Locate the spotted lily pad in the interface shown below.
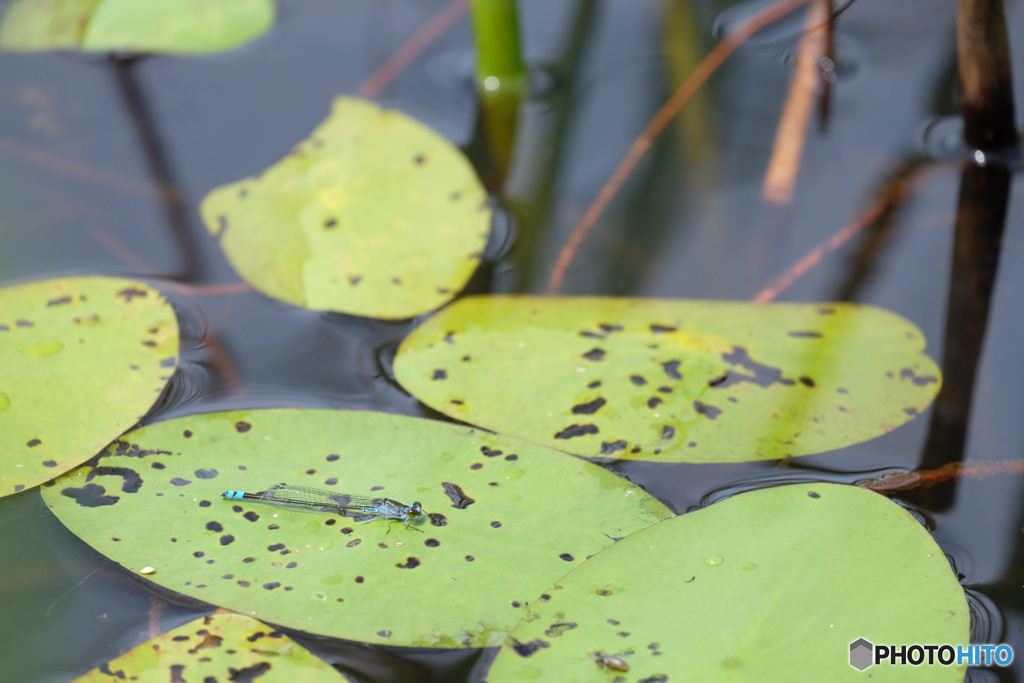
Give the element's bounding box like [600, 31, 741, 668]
[487, 483, 968, 681]
[0, 276, 178, 497]
[198, 97, 491, 319]
[394, 296, 941, 463]
[74, 613, 343, 682]
[41, 409, 671, 648]
[0, 0, 274, 54]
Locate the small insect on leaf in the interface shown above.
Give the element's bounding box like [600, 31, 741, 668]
[593, 651, 629, 671]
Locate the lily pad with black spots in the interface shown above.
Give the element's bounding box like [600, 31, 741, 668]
[42, 409, 672, 648]
[199, 96, 491, 319]
[394, 296, 941, 463]
[74, 612, 342, 682]
[0, 276, 179, 497]
[486, 483, 968, 682]
[0, 0, 274, 54]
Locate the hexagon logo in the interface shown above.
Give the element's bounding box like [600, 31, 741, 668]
[850, 638, 874, 671]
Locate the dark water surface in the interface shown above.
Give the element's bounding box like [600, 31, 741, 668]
[1, 0, 1023, 680]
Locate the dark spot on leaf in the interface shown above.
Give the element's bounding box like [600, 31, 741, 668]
[442, 482, 475, 509]
[465, 555, 475, 561]
[396, 557, 420, 569]
[647, 397, 662, 408]
[61, 484, 118, 507]
[559, 553, 575, 561]
[788, 330, 823, 338]
[206, 522, 223, 532]
[355, 576, 364, 583]
[580, 331, 606, 339]
[323, 477, 338, 486]
[169, 477, 191, 487]
[235, 421, 251, 433]
[267, 543, 286, 552]
[649, 324, 677, 333]
[193, 551, 204, 558]
[26, 439, 41, 448]
[555, 424, 599, 439]
[220, 535, 235, 546]
[481, 446, 503, 457]
[349, 276, 362, 286]
[491, 521, 502, 528]
[600, 440, 628, 455]
[462, 355, 471, 361]
[450, 399, 464, 405]
[443, 331, 456, 344]
[87, 466, 142, 493]
[237, 580, 250, 587]
[198, 499, 210, 507]
[799, 376, 816, 387]
[425, 538, 440, 547]
[378, 630, 392, 638]
[582, 348, 606, 361]
[572, 397, 607, 415]
[807, 491, 821, 498]
[47, 295, 72, 307]
[470, 463, 482, 470]
[658, 386, 672, 394]
[243, 557, 255, 563]
[599, 323, 623, 332]
[587, 380, 602, 389]
[42, 460, 57, 467]
[900, 368, 938, 385]
[347, 539, 361, 548]
[545, 622, 577, 636]
[693, 402, 722, 419]
[195, 469, 218, 479]
[837, 387, 849, 394]
[608, 619, 620, 625]
[504, 454, 518, 461]
[904, 407, 920, 416]
[630, 446, 641, 453]
[429, 512, 448, 526]
[183, 430, 193, 438]
[324, 218, 337, 229]
[661, 426, 676, 440]
[262, 583, 280, 590]
[511, 638, 550, 657]
[243, 512, 259, 522]
[432, 369, 447, 380]
[15, 319, 34, 327]
[630, 375, 647, 386]
[340, 526, 352, 534]
[326, 454, 339, 462]
[618, 631, 631, 637]
[268, 524, 279, 530]
[662, 360, 682, 380]
[116, 287, 148, 302]
[717, 346, 795, 388]
[414, 154, 425, 164]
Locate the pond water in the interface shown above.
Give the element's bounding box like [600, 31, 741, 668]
[1, 0, 1023, 680]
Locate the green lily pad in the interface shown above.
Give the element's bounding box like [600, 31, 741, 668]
[394, 296, 941, 463]
[0, 0, 274, 54]
[487, 483, 968, 682]
[74, 613, 344, 682]
[0, 276, 179, 497]
[199, 96, 491, 319]
[41, 409, 672, 648]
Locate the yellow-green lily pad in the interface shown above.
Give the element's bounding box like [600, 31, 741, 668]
[42, 409, 671, 648]
[394, 296, 941, 463]
[74, 613, 343, 682]
[0, 0, 274, 54]
[0, 276, 179, 497]
[487, 483, 968, 681]
[199, 96, 491, 319]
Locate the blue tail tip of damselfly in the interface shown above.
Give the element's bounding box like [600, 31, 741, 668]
[222, 490, 245, 500]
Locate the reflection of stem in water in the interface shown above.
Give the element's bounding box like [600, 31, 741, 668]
[501, 0, 599, 291]
[907, 162, 1009, 513]
[111, 58, 202, 282]
[906, 0, 1017, 511]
